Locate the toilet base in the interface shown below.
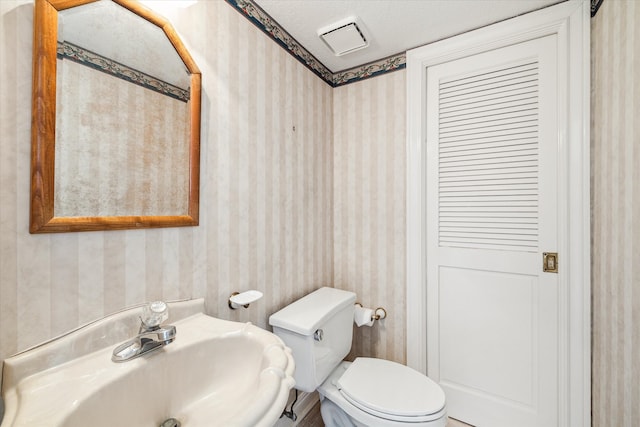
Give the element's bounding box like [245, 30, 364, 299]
[320, 397, 358, 427]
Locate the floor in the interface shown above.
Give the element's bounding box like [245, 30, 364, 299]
[447, 419, 474, 427]
[296, 402, 474, 427]
[296, 402, 322, 427]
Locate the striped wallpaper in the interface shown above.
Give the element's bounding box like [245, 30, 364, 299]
[333, 72, 407, 364]
[591, 1, 640, 426]
[0, 0, 333, 362]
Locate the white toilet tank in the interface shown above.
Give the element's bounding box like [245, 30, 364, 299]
[269, 287, 356, 392]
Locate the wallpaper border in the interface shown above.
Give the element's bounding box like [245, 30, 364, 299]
[57, 41, 190, 102]
[591, 0, 604, 17]
[225, 0, 406, 87]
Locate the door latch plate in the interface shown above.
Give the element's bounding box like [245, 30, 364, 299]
[543, 252, 558, 273]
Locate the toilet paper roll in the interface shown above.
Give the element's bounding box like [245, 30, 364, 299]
[354, 306, 374, 327]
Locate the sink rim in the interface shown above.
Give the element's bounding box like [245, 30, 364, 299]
[1, 298, 205, 395]
[1, 301, 295, 427]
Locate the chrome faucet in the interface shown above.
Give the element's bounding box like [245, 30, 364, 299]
[112, 301, 176, 363]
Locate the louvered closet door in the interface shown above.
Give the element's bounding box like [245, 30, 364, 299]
[425, 35, 558, 427]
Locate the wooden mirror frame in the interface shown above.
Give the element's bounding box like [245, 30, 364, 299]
[30, 0, 201, 233]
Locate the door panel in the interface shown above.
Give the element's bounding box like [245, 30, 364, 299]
[440, 267, 536, 406]
[426, 35, 558, 427]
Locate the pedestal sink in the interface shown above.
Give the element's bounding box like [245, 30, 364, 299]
[0, 299, 295, 427]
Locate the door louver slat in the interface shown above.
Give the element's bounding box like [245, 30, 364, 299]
[439, 60, 539, 251]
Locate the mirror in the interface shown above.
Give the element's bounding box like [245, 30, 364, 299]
[30, 0, 201, 233]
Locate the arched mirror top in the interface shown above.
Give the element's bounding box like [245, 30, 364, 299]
[57, 0, 192, 90]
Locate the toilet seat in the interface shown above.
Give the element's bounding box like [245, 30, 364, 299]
[336, 358, 446, 423]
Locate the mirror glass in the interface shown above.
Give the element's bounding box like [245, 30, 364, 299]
[30, 0, 201, 233]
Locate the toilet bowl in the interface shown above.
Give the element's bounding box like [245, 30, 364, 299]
[269, 287, 448, 427]
[318, 360, 447, 427]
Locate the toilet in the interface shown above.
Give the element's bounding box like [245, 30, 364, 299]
[269, 287, 447, 427]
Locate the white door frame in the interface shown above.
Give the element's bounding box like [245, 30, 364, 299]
[405, 1, 590, 426]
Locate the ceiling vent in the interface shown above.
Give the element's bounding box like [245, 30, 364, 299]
[318, 17, 368, 56]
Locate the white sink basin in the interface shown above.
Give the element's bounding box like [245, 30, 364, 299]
[1, 300, 295, 427]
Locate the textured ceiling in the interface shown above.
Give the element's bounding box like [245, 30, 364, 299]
[253, 0, 563, 72]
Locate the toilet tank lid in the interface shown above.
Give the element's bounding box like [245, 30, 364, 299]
[269, 287, 356, 336]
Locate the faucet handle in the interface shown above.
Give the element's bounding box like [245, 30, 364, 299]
[142, 301, 168, 328]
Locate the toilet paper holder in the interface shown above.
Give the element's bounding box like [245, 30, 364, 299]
[355, 302, 387, 321]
